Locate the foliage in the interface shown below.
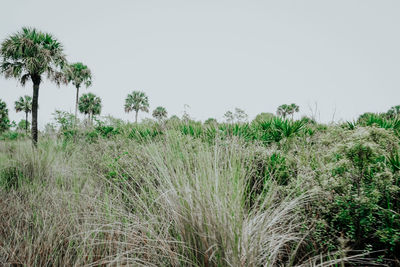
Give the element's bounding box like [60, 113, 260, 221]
[224, 107, 248, 123]
[276, 103, 300, 119]
[252, 112, 275, 123]
[0, 99, 10, 133]
[3, 104, 400, 265]
[78, 92, 102, 122]
[152, 106, 167, 121]
[124, 91, 149, 123]
[0, 27, 66, 84]
[52, 110, 75, 131]
[17, 119, 30, 131]
[386, 105, 400, 119]
[204, 117, 217, 125]
[64, 62, 92, 89]
[0, 27, 67, 145]
[14, 95, 32, 115]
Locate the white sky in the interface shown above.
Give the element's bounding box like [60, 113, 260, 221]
[1, 0, 399, 126]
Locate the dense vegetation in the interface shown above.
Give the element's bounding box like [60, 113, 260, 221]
[1, 111, 400, 266]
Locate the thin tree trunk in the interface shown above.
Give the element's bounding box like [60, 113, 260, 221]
[31, 76, 40, 147]
[75, 85, 80, 125]
[135, 111, 138, 123]
[25, 111, 28, 133]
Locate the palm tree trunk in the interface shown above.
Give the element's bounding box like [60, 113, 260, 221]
[135, 111, 138, 123]
[25, 111, 28, 133]
[31, 76, 40, 147]
[75, 85, 80, 125]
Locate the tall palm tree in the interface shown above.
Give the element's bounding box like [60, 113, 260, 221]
[78, 93, 101, 125]
[14, 95, 32, 133]
[124, 91, 149, 123]
[152, 106, 167, 122]
[0, 27, 67, 146]
[64, 62, 92, 123]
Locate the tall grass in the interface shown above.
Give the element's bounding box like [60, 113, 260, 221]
[1, 118, 397, 266]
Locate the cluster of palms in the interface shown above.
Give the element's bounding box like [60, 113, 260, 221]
[0, 27, 95, 146]
[276, 103, 300, 119]
[1, 27, 302, 146]
[124, 90, 168, 123]
[0, 27, 172, 145]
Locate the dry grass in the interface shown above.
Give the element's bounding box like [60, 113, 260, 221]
[0, 132, 381, 266]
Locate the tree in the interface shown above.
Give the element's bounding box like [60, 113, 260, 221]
[78, 93, 101, 124]
[387, 105, 400, 119]
[64, 62, 92, 123]
[205, 118, 218, 125]
[288, 103, 300, 120]
[14, 95, 32, 133]
[224, 108, 248, 123]
[224, 111, 234, 123]
[276, 104, 289, 118]
[234, 107, 248, 122]
[124, 91, 149, 123]
[152, 106, 167, 122]
[0, 27, 67, 146]
[0, 99, 10, 133]
[253, 112, 275, 123]
[53, 110, 75, 131]
[17, 119, 30, 132]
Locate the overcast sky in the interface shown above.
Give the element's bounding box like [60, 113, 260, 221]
[1, 0, 399, 126]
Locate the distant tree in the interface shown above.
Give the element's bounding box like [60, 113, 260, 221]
[276, 104, 289, 118]
[234, 107, 248, 122]
[205, 118, 218, 125]
[64, 62, 92, 123]
[17, 119, 30, 132]
[224, 110, 235, 123]
[182, 104, 191, 122]
[387, 105, 400, 119]
[288, 103, 300, 120]
[167, 115, 181, 125]
[277, 104, 299, 119]
[0, 99, 10, 133]
[14, 95, 32, 133]
[224, 108, 248, 123]
[0, 27, 67, 146]
[152, 106, 168, 122]
[78, 93, 102, 124]
[124, 91, 149, 123]
[53, 110, 75, 131]
[253, 112, 275, 123]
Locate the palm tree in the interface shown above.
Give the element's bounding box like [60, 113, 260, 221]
[152, 106, 167, 121]
[224, 110, 234, 123]
[387, 105, 400, 119]
[288, 103, 300, 120]
[14, 95, 32, 133]
[276, 104, 289, 118]
[64, 62, 92, 123]
[124, 91, 149, 123]
[0, 27, 67, 146]
[0, 99, 10, 133]
[78, 93, 101, 125]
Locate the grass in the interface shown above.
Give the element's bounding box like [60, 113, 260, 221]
[0, 116, 399, 266]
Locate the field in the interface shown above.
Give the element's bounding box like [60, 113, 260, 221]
[1, 113, 399, 266]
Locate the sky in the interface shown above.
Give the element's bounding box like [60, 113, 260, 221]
[1, 0, 400, 126]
